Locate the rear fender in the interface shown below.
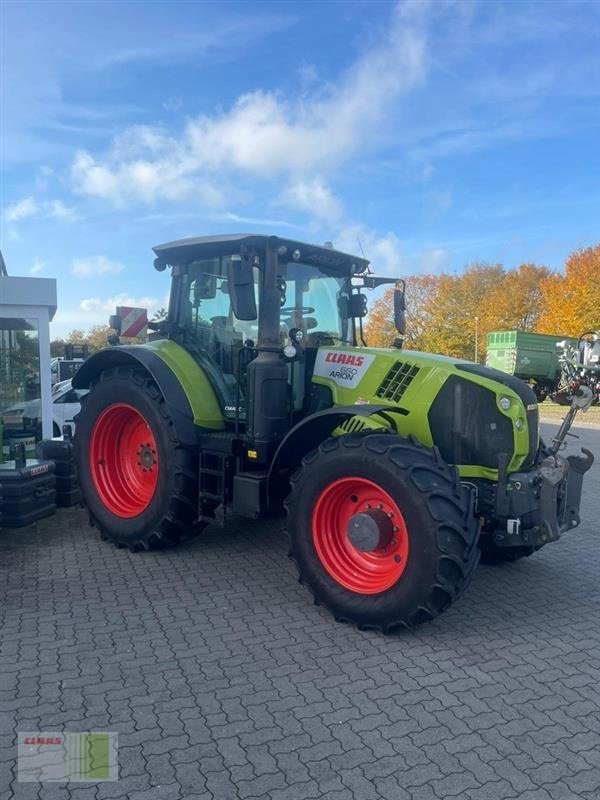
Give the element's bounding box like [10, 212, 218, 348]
[267, 404, 406, 505]
[72, 342, 224, 445]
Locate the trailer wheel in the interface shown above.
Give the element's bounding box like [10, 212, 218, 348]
[532, 383, 548, 403]
[285, 434, 480, 632]
[75, 367, 200, 550]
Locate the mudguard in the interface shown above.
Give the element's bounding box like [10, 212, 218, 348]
[267, 404, 406, 504]
[73, 340, 224, 444]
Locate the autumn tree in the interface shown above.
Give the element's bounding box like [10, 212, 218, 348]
[60, 326, 113, 354]
[365, 262, 552, 361]
[486, 263, 551, 331]
[417, 263, 504, 361]
[537, 245, 600, 336]
[365, 275, 440, 349]
[50, 338, 66, 357]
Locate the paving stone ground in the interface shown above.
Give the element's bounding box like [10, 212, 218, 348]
[1, 424, 599, 800]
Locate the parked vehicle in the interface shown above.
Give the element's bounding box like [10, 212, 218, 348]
[51, 357, 85, 386]
[3, 380, 88, 438]
[486, 330, 577, 402]
[555, 332, 600, 406]
[73, 235, 594, 632]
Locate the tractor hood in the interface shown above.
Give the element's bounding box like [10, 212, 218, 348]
[311, 345, 539, 480]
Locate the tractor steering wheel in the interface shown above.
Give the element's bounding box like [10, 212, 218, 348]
[280, 306, 315, 316]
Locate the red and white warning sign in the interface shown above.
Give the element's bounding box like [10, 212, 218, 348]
[117, 306, 148, 338]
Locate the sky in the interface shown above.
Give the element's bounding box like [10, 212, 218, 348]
[1, 0, 599, 338]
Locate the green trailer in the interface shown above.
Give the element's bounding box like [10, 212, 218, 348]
[486, 330, 577, 401]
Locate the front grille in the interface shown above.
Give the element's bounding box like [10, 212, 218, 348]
[339, 417, 367, 433]
[376, 361, 420, 402]
[457, 363, 539, 467]
[428, 376, 514, 468]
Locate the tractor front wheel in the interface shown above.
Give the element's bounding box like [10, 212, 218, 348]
[75, 367, 199, 550]
[285, 434, 480, 633]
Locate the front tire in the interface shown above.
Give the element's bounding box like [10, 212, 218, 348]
[75, 367, 200, 550]
[285, 434, 480, 632]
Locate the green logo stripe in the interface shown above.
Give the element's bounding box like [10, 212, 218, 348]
[67, 733, 110, 779]
[87, 734, 110, 779]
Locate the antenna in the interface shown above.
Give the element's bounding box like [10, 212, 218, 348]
[356, 238, 372, 274]
[0, 250, 7, 277]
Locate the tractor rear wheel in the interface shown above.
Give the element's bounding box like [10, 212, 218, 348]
[285, 434, 480, 632]
[75, 367, 200, 550]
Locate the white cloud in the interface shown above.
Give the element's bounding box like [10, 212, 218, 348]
[70, 1, 429, 206]
[79, 294, 160, 314]
[95, 14, 294, 69]
[29, 259, 44, 275]
[162, 96, 183, 112]
[280, 177, 343, 222]
[71, 255, 125, 279]
[334, 224, 404, 277]
[4, 196, 38, 222]
[298, 62, 318, 87]
[414, 247, 449, 272]
[46, 199, 78, 221]
[52, 293, 162, 336]
[3, 195, 78, 224]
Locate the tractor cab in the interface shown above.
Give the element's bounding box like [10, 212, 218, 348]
[152, 234, 404, 445]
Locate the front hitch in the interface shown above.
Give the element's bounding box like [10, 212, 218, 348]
[491, 388, 594, 549]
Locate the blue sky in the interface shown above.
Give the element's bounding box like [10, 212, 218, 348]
[1, 0, 599, 337]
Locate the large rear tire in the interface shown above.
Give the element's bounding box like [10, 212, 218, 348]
[75, 367, 200, 550]
[285, 434, 480, 632]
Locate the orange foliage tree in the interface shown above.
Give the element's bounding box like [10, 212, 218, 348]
[365, 262, 551, 361]
[537, 245, 600, 336]
[365, 275, 440, 349]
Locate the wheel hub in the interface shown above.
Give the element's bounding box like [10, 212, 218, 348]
[311, 476, 409, 594]
[347, 509, 394, 552]
[137, 444, 156, 471]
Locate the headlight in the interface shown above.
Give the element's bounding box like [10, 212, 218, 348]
[499, 396, 512, 411]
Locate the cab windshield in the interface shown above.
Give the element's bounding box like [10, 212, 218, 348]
[178, 256, 347, 417]
[279, 263, 346, 344]
[181, 258, 346, 360]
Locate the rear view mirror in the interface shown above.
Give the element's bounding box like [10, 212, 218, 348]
[228, 256, 257, 321]
[394, 282, 406, 335]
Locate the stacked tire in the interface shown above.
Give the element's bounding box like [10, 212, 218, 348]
[38, 440, 82, 507]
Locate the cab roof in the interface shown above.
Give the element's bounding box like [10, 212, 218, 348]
[153, 234, 370, 275]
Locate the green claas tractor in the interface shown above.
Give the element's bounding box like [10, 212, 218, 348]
[73, 234, 594, 632]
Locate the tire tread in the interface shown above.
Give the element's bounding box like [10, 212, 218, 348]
[284, 433, 480, 633]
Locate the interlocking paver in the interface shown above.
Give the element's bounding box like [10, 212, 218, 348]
[1, 424, 599, 799]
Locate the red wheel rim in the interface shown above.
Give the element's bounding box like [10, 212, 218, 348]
[89, 403, 159, 518]
[312, 477, 409, 594]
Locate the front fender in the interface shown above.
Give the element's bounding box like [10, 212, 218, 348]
[267, 404, 406, 505]
[73, 340, 224, 444]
